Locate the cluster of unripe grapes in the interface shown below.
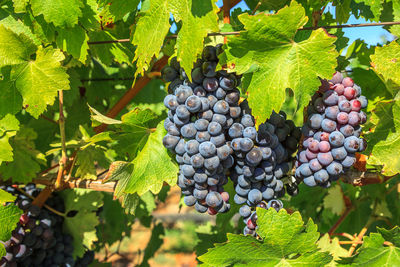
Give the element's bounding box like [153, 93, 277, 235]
[0, 185, 94, 267]
[162, 45, 241, 215]
[295, 72, 367, 187]
[162, 45, 368, 236]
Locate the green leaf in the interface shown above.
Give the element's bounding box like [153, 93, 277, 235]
[0, 25, 36, 67]
[317, 234, 348, 266]
[353, 0, 383, 21]
[323, 184, 346, 216]
[10, 46, 70, 118]
[0, 189, 16, 204]
[377, 226, 400, 247]
[370, 41, 400, 87]
[198, 209, 332, 266]
[0, 80, 22, 118]
[244, 0, 290, 11]
[97, 192, 134, 246]
[55, 25, 89, 63]
[171, 0, 220, 78]
[75, 146, 106, 180]
[333, 0, 351, 24]
[100, 0, 140, 21]
[338, 232, 400, 266]
[88, 104, 122, 125]
[113, 108, 158, 159]
[61, 189, 104, 258]
[366, 100, 400, 175]
[0, 16, 41, 45]
[0, 205, 22, 242]
[12, 0, 29, 13]
[0, 114, 20, 164]
[132, 0, 219, 77]
[103, 161, 141, 214]
[222, 1, 338, 126]
[124, 121, 179, 195]
[131, 0, 171, 75]
[31, 0, 84, 27]
[0, 127, 46, 183]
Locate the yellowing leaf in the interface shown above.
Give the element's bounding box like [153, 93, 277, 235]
[11, 47, 70, 118]
[371, 41, 400, 87]
[323, 184, 346, 216]
[0, 114, 20, 164]
[0, 25, 36, 67]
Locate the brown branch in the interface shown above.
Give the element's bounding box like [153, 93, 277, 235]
[332, 232, 356, 240]
[40, 115, 58, 125]
[94, 55, 169, 133]
[340, 240, 393, 246]
[33, 176, 116, 193]
[87, 21, 400, 44]
[223, 0, 230, 44]
[251, 2, 261, 15]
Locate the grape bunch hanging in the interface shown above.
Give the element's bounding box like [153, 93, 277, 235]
[228, 101, 301, 236]
[0, 185, 94, 267]
[295, 72, 368, 187]
[162, 45, 242, 215]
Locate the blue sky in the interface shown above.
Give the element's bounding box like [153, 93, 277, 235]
[215, 0, 394, 46]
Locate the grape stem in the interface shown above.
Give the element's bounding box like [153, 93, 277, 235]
[328, 195, 353, 235]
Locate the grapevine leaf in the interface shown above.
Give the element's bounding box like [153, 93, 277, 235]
[75, 147, 106, 180]
[99, 0, 140, 21]
[97, 193, 134, 246]
[132, 0, 219, 78]
[353, 0, 383, 21]
[0, 245, 4, 258]
[337, 232, 400, 265]
[318, 234, 348, 266]
[377, 226, 400, 247]
[55, 25, 89, 63]
[323, 184, 346, 216]
[113, 108, 158, 159]
[198, 209, 332, 266]
[30, 0, 84, 27]
[370, 41, 400, 87]
[244, 0, 290, 11]
[88, 104, 122, 125]
[124, 121, 179, 195]
[103, 161, 141, 214]
[222, 1, 338, 126]
[12, 0, 29, 13]
[61, 189, 104, 258]
[0, 114, 19, 164]
[0, 80, 22, 118]
[10, 47, 70, 118]
[333, 0, 351, 24]
[131, 0, 171, 75]
[389, 0, 400, 37]
[0, 127, 46, 183]
[0, 25, 36, 67]
[366, 100, 400, 175]
[0, 189, 16, 204]
[170, 0, 220, 78]
[0, 16, 41, 45]
[0, 205, 22, 246]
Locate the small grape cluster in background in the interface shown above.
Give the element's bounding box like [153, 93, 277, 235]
[162, 45, 242, 215]
[295, 72, 368, 187]
[0, 185, 94, 267]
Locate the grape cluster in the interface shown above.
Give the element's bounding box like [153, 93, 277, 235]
[295, 72, 368, 187]
[228, 104, 301, 235]
[162, 45, 242, 215]
[0, 185, 93, 267]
